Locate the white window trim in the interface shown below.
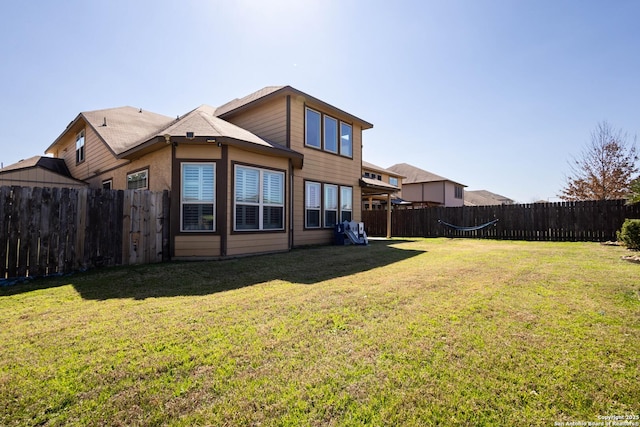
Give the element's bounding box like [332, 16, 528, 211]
[181, 163, 215, 232]
[305, 181, 322, 229]
[127, 169, 148, 190]
[75, 130, 85, 164]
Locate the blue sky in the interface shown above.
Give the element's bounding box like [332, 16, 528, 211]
[1, 0, 638, 203]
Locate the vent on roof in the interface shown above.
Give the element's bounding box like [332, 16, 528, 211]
[102, 117, 107, 127]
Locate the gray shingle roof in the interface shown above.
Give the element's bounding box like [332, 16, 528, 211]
[0, 156, 72, 178]
[464, 190, 514, 206]
[387, 163, 465, 186]
[215, 86, 285, 117]
[156, 105, 275, 148]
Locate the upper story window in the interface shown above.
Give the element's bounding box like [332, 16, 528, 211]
[127, 169, 148, 190]
[305, 107, 353, 158]
[389, 177, 399, 187]
[340, 123, 352, 158]
[181, 163, 215, 232]
[455, 185, 463, 199]
[75, 130, 85, 164]
[324, 116, 338, 153]
[305, 108, 321, 148]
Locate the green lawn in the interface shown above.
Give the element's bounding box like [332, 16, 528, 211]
[1, 238, 638, 426]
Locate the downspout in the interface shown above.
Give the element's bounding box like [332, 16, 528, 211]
[289, 160, 294, 250]
[386, 193, 392, 239]
[219, 144, 228, 257]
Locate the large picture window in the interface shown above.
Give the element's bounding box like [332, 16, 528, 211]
[181, 163, 215, 232]
[235, 165, 284, 231]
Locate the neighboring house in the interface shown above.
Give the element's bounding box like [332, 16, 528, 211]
[360, 161, 405, 239]
[387, 163, 466, 207]
[361, 161, 405, 210]
[41, 85, 372, 258]
[0, 156, 87, 188]
[464, 190, 514, 206]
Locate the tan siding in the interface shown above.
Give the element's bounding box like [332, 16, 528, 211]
[227, 147, 291, 243]
[224, 98, 288, 146]
[227, 233, 288, 256]
[88, 145, 173, 191]
[62, 125, 129, 182]
[174, 235, 221, 258]
[0, 169, 87, 188]
[289, 96, 363, 246]
[175, 144, 222, 160]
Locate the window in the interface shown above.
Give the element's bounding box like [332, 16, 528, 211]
[235, 165, 284, 231]
[324, 184, 338, 228]
[389, 177, 398, 187]
[455, 185, 463, 199]
[75, 130, 85, 163]
[305, 108, 354, 158]
[340, 123, 353, 157]
[102, 180, 112, 190]
[305, 108, 321, 148]
[181, 163, 215, 232]
[127, 169, 148, 190]
[341, 186, 353, 222]
[305, 182, 353, 228]
[305, 181, 321, 228]
[324, 116, 338, 153]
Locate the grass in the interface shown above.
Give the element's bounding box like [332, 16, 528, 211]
[1, 238, 639, 426]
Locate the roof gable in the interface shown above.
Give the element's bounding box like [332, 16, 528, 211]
[215, 85, 373, 130]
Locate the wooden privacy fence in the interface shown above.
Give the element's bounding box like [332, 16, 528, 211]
[362, 200, 640, 241]
[1, 186, 170, 280]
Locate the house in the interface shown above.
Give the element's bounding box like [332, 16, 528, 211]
[361, 161, 405, 210]
[360, 161, 405, 239]
[0, 156, 87, 188]
[387, 163, 466, 207]
[464, 190, 514, 206]
[41, 86, 373, 259]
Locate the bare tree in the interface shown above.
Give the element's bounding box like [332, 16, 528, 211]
[559, 121, 638, 201]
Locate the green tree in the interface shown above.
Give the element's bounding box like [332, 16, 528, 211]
[627, 176, 640, 204]
[559, 121, 638, 201]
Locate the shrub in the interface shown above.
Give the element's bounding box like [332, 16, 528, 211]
[617, 219, 640, 250]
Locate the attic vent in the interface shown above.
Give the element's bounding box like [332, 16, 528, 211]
[102, 117, 107, 127]
[186, 132, 195, 140]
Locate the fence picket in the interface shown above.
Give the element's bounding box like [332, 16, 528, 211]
[365, 200, 640, 242]
[0, 186, 169, 280]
